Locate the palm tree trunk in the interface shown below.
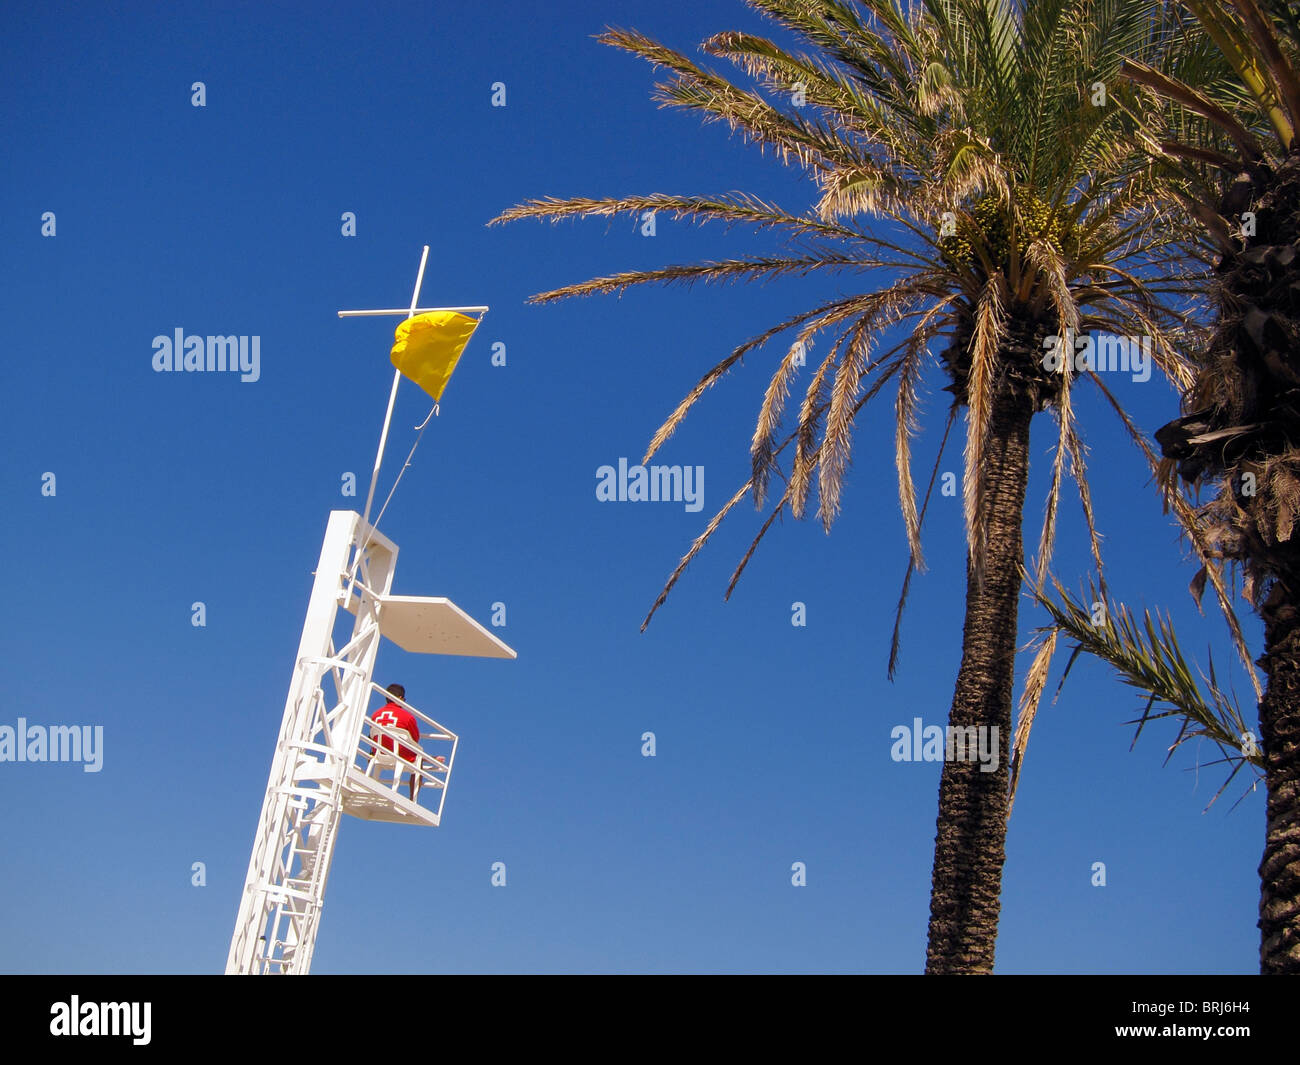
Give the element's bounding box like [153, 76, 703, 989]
[1258, 594, 1300, 973]
[925, 375, 1034, 974]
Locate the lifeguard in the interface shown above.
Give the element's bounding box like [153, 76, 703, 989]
[368, 683, 420, 800]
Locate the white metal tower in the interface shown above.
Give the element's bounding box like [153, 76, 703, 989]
[226, 249, 513, 974]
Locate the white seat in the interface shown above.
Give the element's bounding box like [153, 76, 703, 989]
[366, 724, 423, 800]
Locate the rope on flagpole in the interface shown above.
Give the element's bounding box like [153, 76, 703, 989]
[367, 404, 438, 535]
[415, 403, 438, 431]
[344, 402, 437, 592]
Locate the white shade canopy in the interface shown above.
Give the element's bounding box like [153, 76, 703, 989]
[344, 590, 516, 659]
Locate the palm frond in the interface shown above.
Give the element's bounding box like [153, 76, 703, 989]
[889, 403, 960, 678]
[1120, 57, 1266, 161]
[644, 295, 874, 464]
[519, 253, 882, 304]
[1028, 571, 1265, 806]
[1008, 626, 1060, 815]
[963, 271, 1005, 580]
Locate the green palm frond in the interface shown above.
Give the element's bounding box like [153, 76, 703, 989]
[1186, 0, 1300, 149]
[1026, 571, 1265, 810]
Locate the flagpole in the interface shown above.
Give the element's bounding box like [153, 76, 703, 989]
[361, 245, 430, 529]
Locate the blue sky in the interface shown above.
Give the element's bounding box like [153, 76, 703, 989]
[0, 0, 1266, 974]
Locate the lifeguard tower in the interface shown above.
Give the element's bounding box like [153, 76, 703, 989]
[226, 249, 513, 974]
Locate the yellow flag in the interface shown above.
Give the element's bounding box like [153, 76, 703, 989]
[389, 311, 479, 401]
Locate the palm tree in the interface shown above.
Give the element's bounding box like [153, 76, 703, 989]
[494, 0, 1203, 972]
[1096, 0, 1300, 973]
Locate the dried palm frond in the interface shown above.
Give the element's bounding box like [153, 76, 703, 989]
[1008, 627, 1059, 816]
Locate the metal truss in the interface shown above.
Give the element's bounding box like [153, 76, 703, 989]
[226, 511, 395, 974]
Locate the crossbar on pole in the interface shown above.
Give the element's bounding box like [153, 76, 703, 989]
[360, 245, 431, 528]
[338, 306, 489, 317]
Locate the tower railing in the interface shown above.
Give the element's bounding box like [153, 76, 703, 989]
[352, 683, 459, 823]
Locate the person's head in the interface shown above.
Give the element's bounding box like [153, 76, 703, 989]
[386, 683, 405, 702]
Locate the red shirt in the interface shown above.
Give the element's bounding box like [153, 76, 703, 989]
[370, 701, 419, 765]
